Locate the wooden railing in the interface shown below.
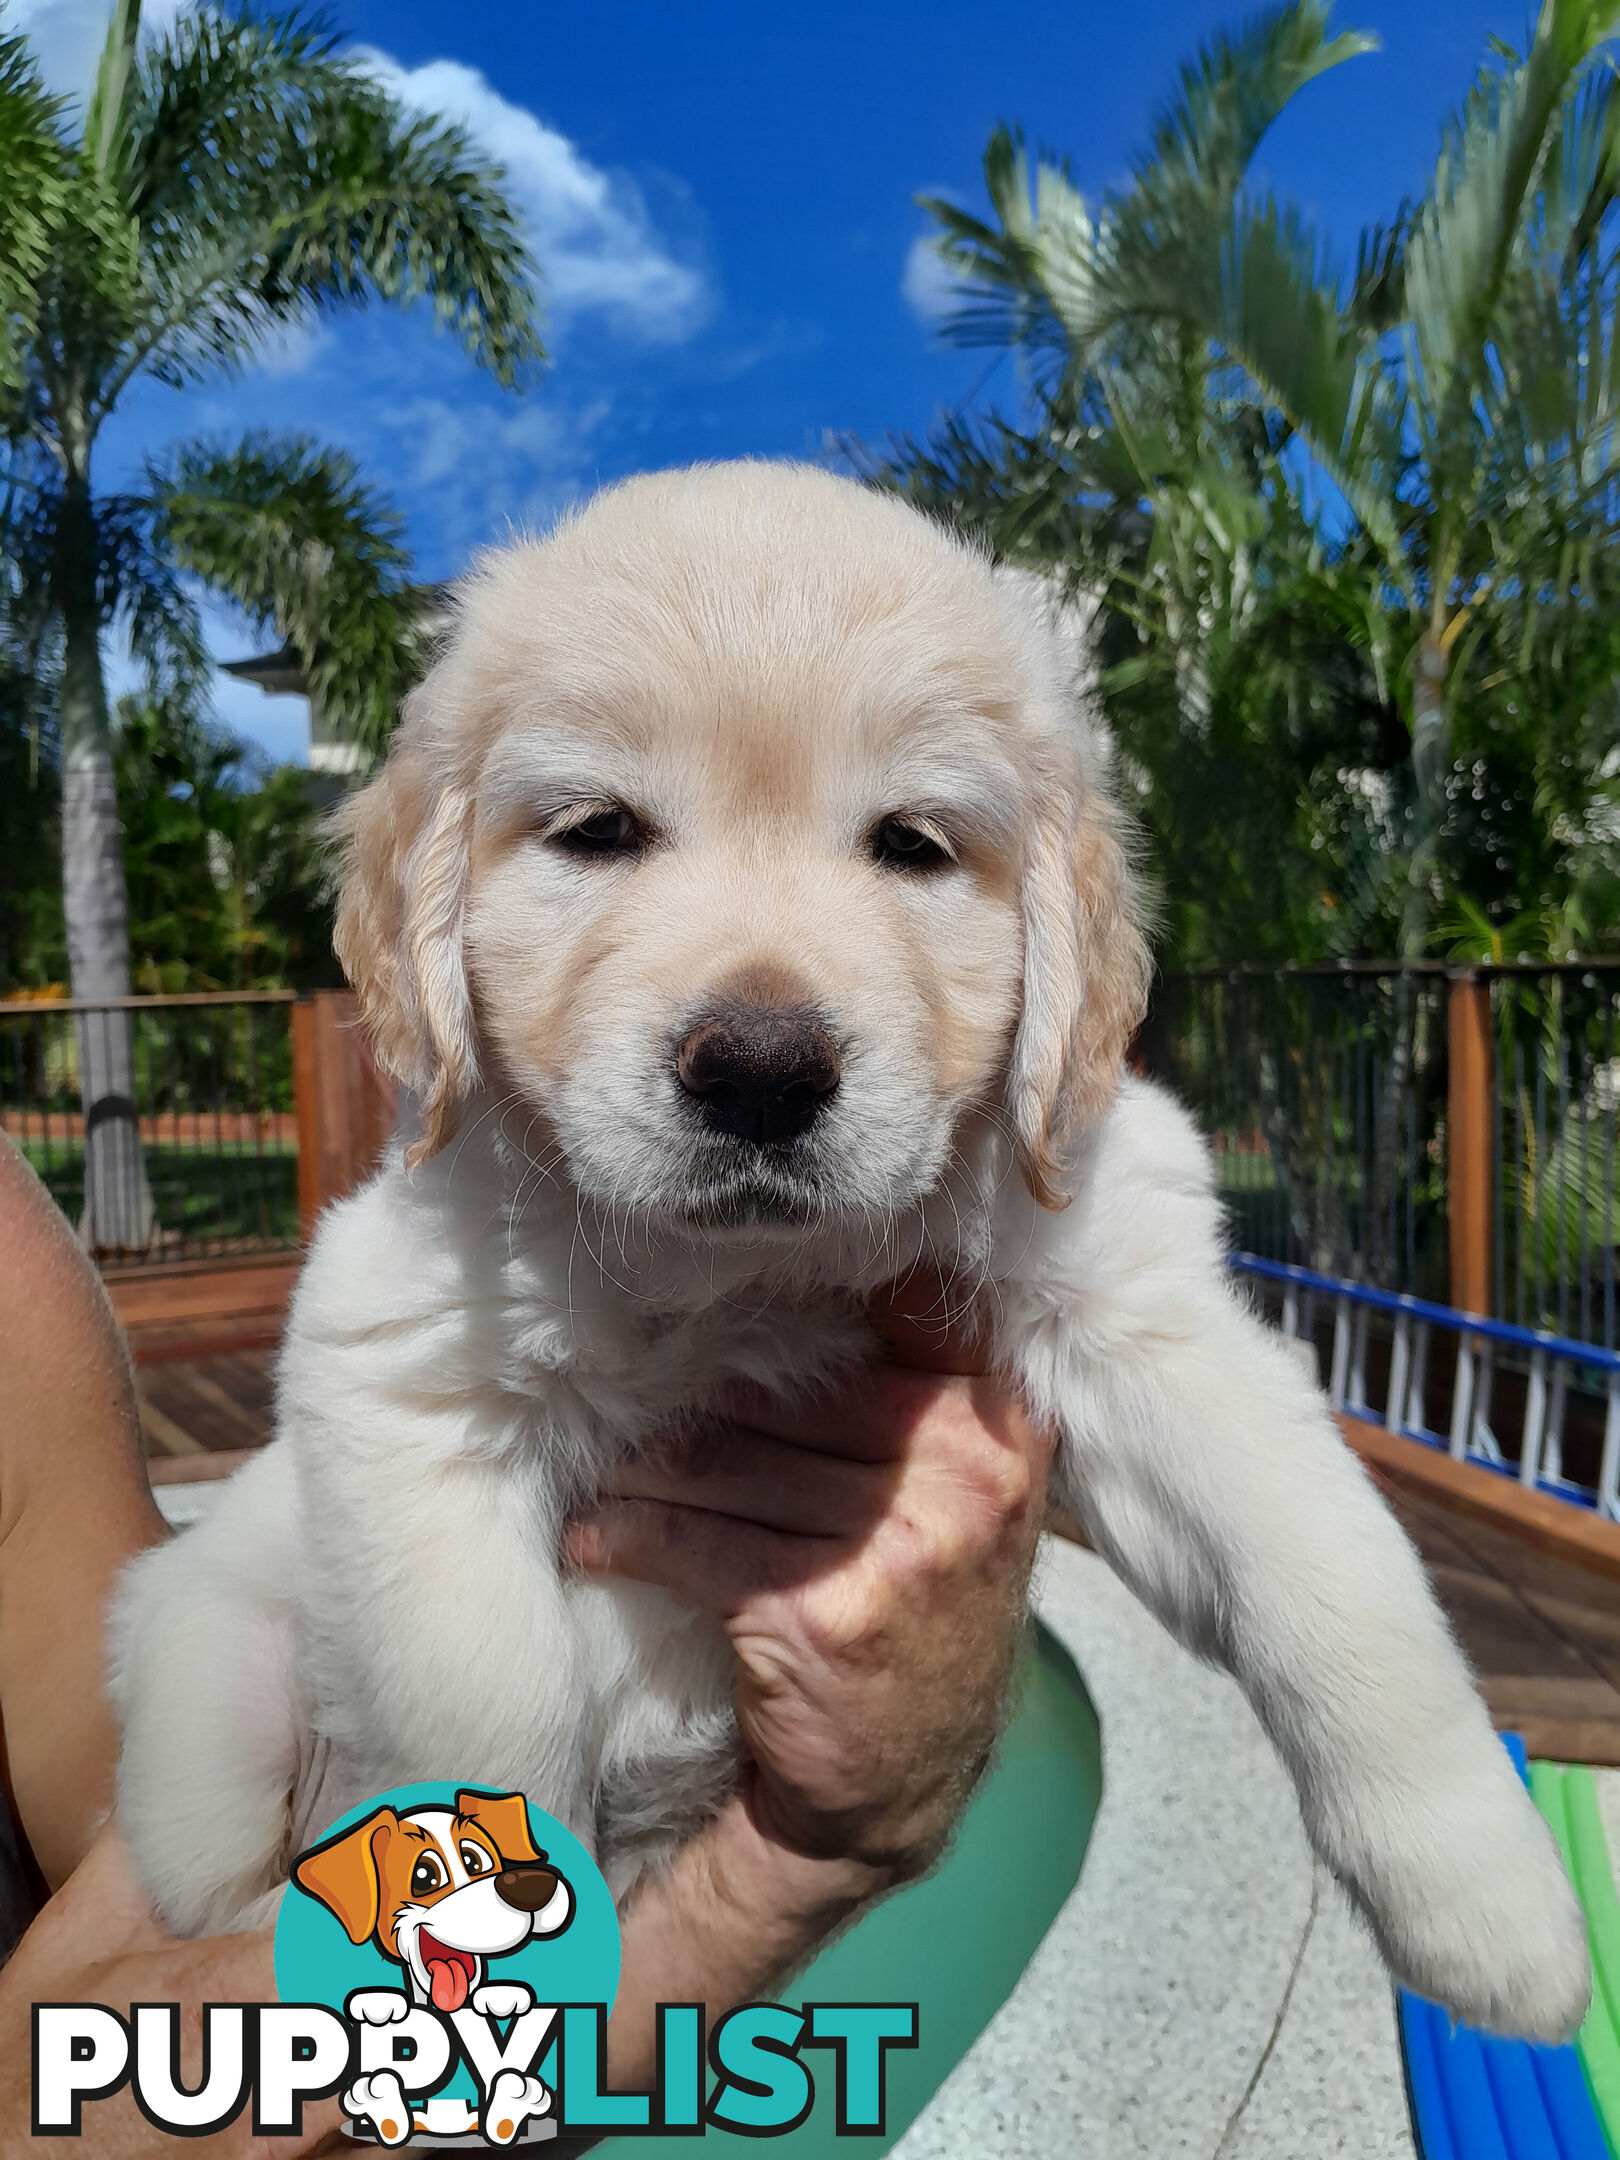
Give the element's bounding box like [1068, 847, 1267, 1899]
[291, 991, 397, 1238]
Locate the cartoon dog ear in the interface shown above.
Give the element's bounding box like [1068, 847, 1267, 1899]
[1006, 783, 1151, 1210]
[293, 1807, 398, 1945]
[454, 1788, 541, 1866]
[331, 688, 479, 1170]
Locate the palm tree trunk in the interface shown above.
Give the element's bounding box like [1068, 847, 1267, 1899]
[1401, 630, 1449, 961]
[57, 477, 155, 1253]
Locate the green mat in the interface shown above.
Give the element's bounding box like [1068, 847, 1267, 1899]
[594, 1619, 1102, 2157]
[1533, 1760, 1620, 2149]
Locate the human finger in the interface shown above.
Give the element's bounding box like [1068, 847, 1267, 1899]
[567, 1501, 835, 1614]
[610, 1426, 895, 1540]
[714, 1366, 956, 1461]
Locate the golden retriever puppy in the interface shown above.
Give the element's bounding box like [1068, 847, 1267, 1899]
[113, 462, 1587, 2040]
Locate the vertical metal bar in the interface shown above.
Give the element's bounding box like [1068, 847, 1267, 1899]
[1349, 1306, 1370, 1412]
[1387, 1311, 1411, 1434]
[1536, 1014, 1550, 1332]
[1329, 1293, 1351, 1410]
[1514, 1035, 1528, 1333]
[1406, 1021, 1418, 1297]
[1578, 981, 1593, 1352]
[1472, 1342, 1499, 1462]
[1602, 1373, 1620, 1521]
[1282, 1286, 1299, 1339]
[1450, 1332, 1475, 1459]
[1557, 990, 1571, 1340]
[1493, 975, 1505, 1324]
[1408, 1320, 1431, 1439]
[1606, 990, 1617, 1354]
[1521, 1346, 1549, 1489]
[1545, 1360, 1568, 1486]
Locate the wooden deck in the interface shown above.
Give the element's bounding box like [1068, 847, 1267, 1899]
[1375, 1472, 1620, 1765]
[136, 1346, 275, 1474]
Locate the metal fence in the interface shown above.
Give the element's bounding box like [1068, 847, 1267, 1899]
[0, 993, 300, 1268]
[1491, 967, 1620, 1354]
[1145, 963, 1620, 1352]
[1141, 965, 1453, 1300]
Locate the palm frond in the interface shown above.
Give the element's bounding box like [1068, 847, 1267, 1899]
[84, 0, 142, 190]
[1400, 0, 1620, 455]
[147, 432, 426, 751]
[1133, 0, 1378, 206]
[0, 28, 69, 401]
[106, 6, 543, 408]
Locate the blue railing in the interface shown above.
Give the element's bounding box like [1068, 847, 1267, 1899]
[1232, 1252, 1620, 1520]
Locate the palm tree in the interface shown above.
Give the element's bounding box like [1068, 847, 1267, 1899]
[0, 0, 542, 1248]
[908, 0, 1620, 958]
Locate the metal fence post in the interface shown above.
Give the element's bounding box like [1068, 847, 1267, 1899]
[1448, 972, 1494, 1317]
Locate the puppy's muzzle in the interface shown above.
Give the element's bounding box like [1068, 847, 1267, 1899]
[675, 1005, 841, 1145]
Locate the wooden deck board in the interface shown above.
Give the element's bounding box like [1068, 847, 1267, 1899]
[136, 1347, 276, 1459]
[1375, 1473, 1620, 1765]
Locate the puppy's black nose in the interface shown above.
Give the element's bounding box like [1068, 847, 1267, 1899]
[675, 1008, 841, 1144]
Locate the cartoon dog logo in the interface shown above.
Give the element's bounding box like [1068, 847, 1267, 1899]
[293, 1787, 574, 2146]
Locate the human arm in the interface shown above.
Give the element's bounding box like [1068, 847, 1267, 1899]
[0, 1138, 167, 1894]
[0, 1823, 343, 2159]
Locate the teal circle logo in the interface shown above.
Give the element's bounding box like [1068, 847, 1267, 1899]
[273, 1782, 619, 2143]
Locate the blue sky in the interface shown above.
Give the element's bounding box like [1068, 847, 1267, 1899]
[24, 0, 1524, 763]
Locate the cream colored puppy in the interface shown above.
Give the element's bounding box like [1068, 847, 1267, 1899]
[113, 462, 1588, 2039]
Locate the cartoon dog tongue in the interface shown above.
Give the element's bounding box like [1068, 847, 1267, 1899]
[424, 1945, 471, 2013]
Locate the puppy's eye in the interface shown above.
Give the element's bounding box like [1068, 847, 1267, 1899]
[410, 1854, 446, 1898]
[551, 806, 647, 859]
[459, 1842, 491, 1876]
[871, 816, 953, 874]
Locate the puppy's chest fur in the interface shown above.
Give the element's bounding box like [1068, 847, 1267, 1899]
[277, 1156, 928, 1882]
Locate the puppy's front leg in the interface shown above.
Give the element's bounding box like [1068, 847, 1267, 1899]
[1031, 1283, 1589, 2037]
[1006, 1092, 1589, 2039]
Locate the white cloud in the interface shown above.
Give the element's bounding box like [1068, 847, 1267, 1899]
[902, 234, 963, 326]
[375, 386, 612, 557]
[20, 6, 710, 347]
[356, 51, 710, 346]
[11, 0, 185, 105]
[252, 315, 334, 378]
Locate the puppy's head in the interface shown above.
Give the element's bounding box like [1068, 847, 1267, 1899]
[335, 463, 1147, 1230]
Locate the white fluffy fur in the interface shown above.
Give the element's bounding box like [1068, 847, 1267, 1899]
[113, 464, 1588, 2042]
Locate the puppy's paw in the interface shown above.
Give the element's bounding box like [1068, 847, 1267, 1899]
[1355, 1749, 1590, 2042]
[481, 2070, 551, 2144]
[344, 2071, 413, 2146]
[345, 1988, 411, 2026]
[472, 1981, 534, 2020]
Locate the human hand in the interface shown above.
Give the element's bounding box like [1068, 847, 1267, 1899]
[0, 1824, 343, 2158]
[568, 1276, 1055, 1885]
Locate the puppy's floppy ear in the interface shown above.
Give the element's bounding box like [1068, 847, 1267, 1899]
[331, 693, 479, 1168]
[293, 1806, 398, 1944]
[454, 1787, 542, 1866]
[1006, 783, 1150, 1209]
